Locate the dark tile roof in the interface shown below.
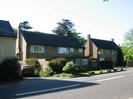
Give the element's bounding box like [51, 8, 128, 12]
[91, 38, 119, 50]
[22, 31, 83, 48]
[0, 20, 16, 37]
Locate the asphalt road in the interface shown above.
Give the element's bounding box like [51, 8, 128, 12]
[1, 68, 133, 99]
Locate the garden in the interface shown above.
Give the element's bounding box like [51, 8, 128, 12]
[22, 57, 124, 79]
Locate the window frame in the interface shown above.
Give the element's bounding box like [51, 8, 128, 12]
[30, 45, 45, 53]
[78, 48, 83, 53]
[98, 49, 104, 54]
[58, 47, 69, 54]
[70, 48, 75, 53]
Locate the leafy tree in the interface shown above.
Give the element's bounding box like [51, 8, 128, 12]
[19, 21, 32, 31]
[122, 47, 133, 61]
[13, 28, 18, 33]
[52, 19, 74, 36]
[117, 47, 124, 66]
[72, 30, 87, 46]
[18, 21, 32, 60]
[123, 29, 133, 47]
[103, 0, 110, 1]
[52, 19, 86, 46]
[122, 29, 133, 61]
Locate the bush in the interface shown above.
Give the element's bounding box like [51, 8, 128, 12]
[39, 66, 54, 77]
[63, 61, 79, 74]
[0, 57, 21, 81]
[48, 58, 67, 73]
[54, 73, 74, 78]
[25, 58, 42, 76]
[89, 72, 95, 75]
[127, 61, 133, 67]
[25, 58, 37, 68]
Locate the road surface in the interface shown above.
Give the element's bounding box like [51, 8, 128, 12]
[0, 68, 133, 99]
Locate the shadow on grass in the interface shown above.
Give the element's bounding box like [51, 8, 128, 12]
[0, 78, 99, 99]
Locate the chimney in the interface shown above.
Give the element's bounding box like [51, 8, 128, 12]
[111, 38, 114, 42]
[88, 34, 91, 41]
[87, 34, 91, 57]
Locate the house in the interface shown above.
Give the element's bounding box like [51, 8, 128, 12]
[0, 20, 17, 62]
[19, 30, 84, 66]
[84, 35, 119, 67]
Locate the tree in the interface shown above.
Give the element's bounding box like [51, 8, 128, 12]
[13, 28, 18, 33]
[72, 30, 87, 46]
[117, 47, 124, 66]
[122, 29, 133, 61]
[19, 21, 32, 31]
[123, 29, 133, 47]
[103, 0, 110, 1]
[18, 21, 32, 60]
[122, 46, 133, 61]
[52, 19, 74, 36]
[52, 19, 86, 46]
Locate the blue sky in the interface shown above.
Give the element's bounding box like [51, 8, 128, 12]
[0, 0, 133, 45]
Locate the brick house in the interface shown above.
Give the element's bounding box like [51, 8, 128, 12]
[84, 35, 119, 66]
[0, 20, 17, 62]
[19, 30, 85, 66]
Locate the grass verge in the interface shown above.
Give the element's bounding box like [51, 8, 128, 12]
[52, 70, 109, 78]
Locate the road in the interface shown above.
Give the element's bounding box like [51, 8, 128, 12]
[1, 68, 133, 99]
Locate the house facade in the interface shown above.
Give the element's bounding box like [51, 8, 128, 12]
[0, 20, 17, 62]
[19, 31, 84, 66]
[84, 35, 119, 66]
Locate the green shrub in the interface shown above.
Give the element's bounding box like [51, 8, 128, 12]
[127, 61, 133, 67]
[89, 71, 95, 75]
[25, 58, 37, 68]
[48, 58, 67, 73]
[54, 73, 74, 78]
[0, 57, 21, 81]
[25, 58, 42, 76]
[63, 61, 79, 74]
[39, 66, 54, 77]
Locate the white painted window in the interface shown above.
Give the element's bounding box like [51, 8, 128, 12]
[78, 48, 83, 53]
[30, 45, 45, 53]
[58, 47, 69, 54]
[70, 48, 74, 53]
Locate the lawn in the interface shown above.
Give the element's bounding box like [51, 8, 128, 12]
[52, 70, 109, 78]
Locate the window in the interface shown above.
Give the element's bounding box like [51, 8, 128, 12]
[58, 47, 69, 54]
[70, 48, 74, 53]
[115, 51, 117, 54]
[78, 48, 83, 53]
[100, 58, 104, 61]
[98, 49, 104, 54]
[82, 59, 88, 65]
[109, 50, 117, 55]
[30, 45, 45, 53]
[75, 59, 80, 65]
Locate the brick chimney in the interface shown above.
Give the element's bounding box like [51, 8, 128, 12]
[88, 34, 91, 57]
[111, 38, 114, 42]
[88, 34, 91, 41]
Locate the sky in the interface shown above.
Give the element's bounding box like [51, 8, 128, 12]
[0, 0, 133, 45]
